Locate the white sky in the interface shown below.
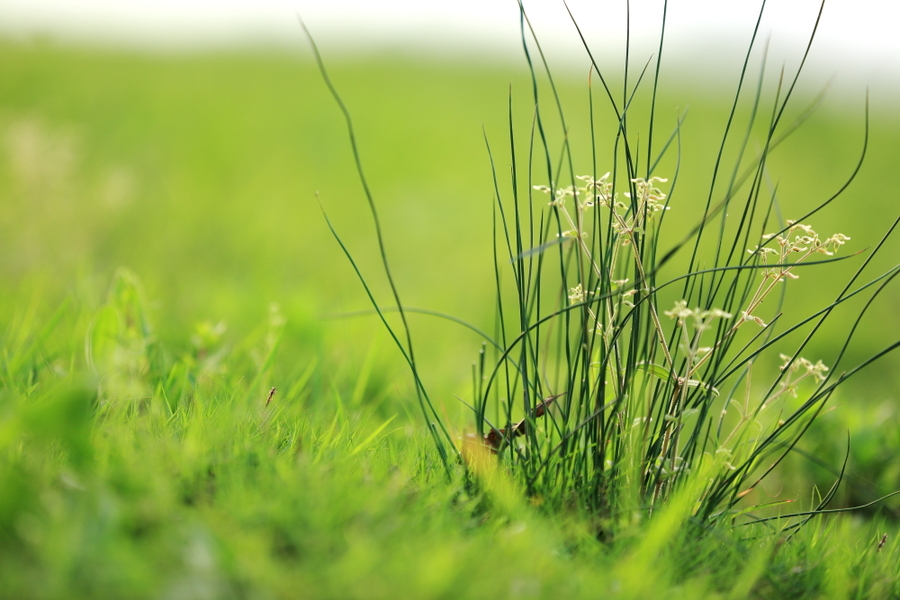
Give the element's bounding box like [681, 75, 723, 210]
[0, 1, 896, 90]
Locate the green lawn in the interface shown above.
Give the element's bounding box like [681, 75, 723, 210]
[1, 38, 900, 598]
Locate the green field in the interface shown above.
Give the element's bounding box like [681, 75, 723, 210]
[2, 37, 900, 598]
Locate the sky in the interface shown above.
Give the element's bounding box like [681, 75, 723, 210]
[0, 1, 896, 90]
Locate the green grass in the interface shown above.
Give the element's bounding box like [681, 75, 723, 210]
[312, 0, 900, 567]
[1, 28, 900, 598]
[3, 269, 900, 599]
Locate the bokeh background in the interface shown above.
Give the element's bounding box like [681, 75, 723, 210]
[2, 0, 899, 509]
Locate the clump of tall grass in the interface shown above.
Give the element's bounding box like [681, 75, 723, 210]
[309, 1, 900, 536]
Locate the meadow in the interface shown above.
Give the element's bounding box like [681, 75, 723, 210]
[1, 28, 900, 598]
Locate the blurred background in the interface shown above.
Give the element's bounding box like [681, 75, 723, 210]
[1, 0, 899, 509]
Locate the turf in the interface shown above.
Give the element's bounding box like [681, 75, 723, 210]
[1, 38, 900, 598]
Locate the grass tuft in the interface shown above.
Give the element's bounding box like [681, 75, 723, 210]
[316, 1, 900, 541]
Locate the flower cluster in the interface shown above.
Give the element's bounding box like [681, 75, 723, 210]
[776, 353, 829, 397]
[624, 177, 670, 213]
[567, 283, 586, 304]
[533, 173, 672, 267]
[664, 300, 732, 326]
[532, 172, 616, 209]
[749, 221, 851, 282]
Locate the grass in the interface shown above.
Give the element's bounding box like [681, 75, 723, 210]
[2, 270, 900, 599]
[318, 1, 900, 529]
[1, 8, 900, 596]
